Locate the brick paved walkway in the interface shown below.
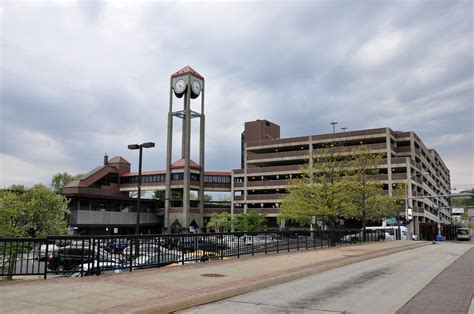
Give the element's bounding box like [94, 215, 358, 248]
[397, 247, 474, 314]
[0, 241, 428, 313]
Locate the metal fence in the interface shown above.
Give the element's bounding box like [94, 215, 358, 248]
[1, 228, 391, 279]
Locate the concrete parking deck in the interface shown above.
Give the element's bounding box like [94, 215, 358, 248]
[0, 241, 429, 313]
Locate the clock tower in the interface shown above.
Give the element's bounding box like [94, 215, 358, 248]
[165, 66, 205, 232]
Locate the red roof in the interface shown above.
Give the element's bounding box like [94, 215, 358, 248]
[171, 66, 204, 80]
[170, 158, 201, 170]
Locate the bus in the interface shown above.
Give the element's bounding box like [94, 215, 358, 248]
[366, 226, 409, 240]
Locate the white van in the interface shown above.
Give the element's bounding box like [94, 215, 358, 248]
[456, 228, 471, 241]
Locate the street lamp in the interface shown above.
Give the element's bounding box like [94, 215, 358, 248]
[406, 172, 429, 238]
[330, 122, 338, 134]
[128, 142, 155, 235]
[341, 127, 348, 132]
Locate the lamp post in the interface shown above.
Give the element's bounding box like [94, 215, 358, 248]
[341, 127, 348, 132]
[330, 122, 338, 133]
[406, 172, 429, 239]
[128, 142, 155, 235]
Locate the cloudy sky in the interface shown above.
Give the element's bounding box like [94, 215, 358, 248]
[1, 0, 473, 190]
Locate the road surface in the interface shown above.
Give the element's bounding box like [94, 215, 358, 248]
[180, 241, 473, 313]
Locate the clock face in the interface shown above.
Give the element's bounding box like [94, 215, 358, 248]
[174, 79, 186, 94]
[191, 80, 201, 95]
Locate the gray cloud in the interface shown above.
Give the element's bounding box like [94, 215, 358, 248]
[1, 0, 472, 189]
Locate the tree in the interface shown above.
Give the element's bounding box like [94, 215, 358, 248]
[0, 184, 70, 279]
[279, 144, 353, 229]
[346, 146, 390, 236]
[206, 212, 232, 232]
[50, 172, 83, 193]
[233, 210, 267, 232]
[0, 184, 70, 237]
[153, 190, 182, 200]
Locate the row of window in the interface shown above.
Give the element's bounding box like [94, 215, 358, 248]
[120, 174, 231, 184]
[204, 175, 231, 184]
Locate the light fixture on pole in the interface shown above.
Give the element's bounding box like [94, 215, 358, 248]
[405, 172, 429, 238]
[341, 127, 348, 132]
[330, 122, 338, 134]
[128, 142, 155, 235]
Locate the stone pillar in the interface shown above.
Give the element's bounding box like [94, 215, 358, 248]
[182, 77, 192, 230]
[165, 78, 174, 231]
[198, 83, 205, 230]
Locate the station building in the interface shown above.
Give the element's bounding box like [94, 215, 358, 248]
[62, 67, 451, 236]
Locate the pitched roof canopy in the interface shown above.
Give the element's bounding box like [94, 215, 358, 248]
[108, 156, 130, 164]
[170, 158, 201, 170]
[171, 66, 204, 80]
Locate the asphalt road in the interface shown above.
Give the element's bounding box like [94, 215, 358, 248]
[180, 241, 473, 314]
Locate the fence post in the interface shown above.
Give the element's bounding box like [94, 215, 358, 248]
[181, 234, 185, 265]
[220, 233, 223, 261]
[287, 232, 290, 252]
[43, 237, 49, 279]
[277, 232, 280, 253]
[251, 235, 254, 256]
[237, 234, 240, 259]
[80, 239, 85, 277]
[95, 237, 101, 276]
[264, 231, 267, 255]
[296, 234, 299, 251]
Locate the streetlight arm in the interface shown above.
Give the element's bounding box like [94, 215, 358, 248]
[128, 144, 140, 150]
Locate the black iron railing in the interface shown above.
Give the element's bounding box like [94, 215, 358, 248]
[0, 229, 392, 279]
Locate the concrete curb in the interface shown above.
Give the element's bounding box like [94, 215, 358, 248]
[137, 242, 431, 313]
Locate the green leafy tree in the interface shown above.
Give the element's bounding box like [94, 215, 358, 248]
[50, 172, 83, 193]
[0, 185, 70, 279]
[346, 146, 391, 237]
[233, 210, 267, 232]
[0, 184, 70, 237]
[153, 190, 183, 200]
[206, 212, 232, 232]
[280, 144, 353, 229]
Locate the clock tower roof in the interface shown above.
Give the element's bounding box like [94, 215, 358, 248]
[171, 66, 204, 80]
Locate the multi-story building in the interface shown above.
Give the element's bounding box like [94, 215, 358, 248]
[63, 155, 231, 234]
[232, 120, 451, 236]
[60, 67, 451, 237]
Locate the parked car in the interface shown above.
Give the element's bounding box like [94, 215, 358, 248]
[341, 229, 390, 243]
[63, 262, 128, 277]
[222, 235, 245, 248]
[35, 244, 60, 261]
[133, 250, 183, 267]
[47, 246, 123, 272]
[184, 250, 229, 263]
[123, 244, 163, 260]
[242, 235, 275, 246]
[176, 238, 229, 253]
[105, 239, 129, 253]
[456, 228, 471, 241]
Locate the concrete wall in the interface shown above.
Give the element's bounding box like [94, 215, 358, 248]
[70, 210, 159, 226]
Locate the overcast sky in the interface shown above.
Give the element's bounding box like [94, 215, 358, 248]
[1, 0, 473, 191]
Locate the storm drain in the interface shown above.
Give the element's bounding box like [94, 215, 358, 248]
[201, 273, 226, 278]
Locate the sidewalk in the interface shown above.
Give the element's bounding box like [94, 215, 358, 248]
[397, 247, 474, 314]
[1, 241, 429, 313]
